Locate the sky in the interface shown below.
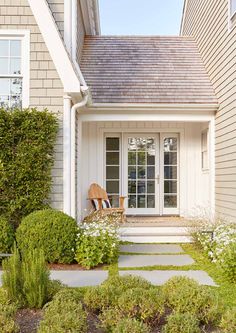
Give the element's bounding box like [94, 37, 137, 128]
[99, 0, 184, 36]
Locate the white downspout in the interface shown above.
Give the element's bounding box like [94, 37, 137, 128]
[70, 89, 89, 218]
[63, 94, 72, 215]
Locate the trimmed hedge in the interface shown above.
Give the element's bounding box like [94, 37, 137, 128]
[16, 209, 78, 264]
[0, 108, 58, 227]
[0, 216, 14, 254]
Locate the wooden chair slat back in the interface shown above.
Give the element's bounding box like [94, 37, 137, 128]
[88, 183, 108, 200]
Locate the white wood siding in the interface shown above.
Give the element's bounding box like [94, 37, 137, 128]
[76, 0, 85, 64]
[47, 0, 64, 38]
[80, 121, 210, 219]
[182, 0, 236, 220]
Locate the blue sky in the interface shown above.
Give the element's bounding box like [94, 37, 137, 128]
[99, 0, 184, 35]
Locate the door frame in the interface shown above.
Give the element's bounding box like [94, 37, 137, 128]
[100, 127, 184, 216]
[123, 133, 160, 215]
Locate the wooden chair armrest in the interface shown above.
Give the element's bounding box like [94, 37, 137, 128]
[119, 196, 127, 209]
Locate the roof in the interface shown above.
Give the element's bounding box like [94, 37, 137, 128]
[80, 36, 217, 104]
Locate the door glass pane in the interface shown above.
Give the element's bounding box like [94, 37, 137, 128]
[0, 40, 9, 57]
[10, 58, 21, 75]
[0, 58, 9, 75]
[128, 136, 156, 209]
[163, 137, 178, 208]
[106, 137, 120, 207]
[10, 40, 21, 57]
[0, 78, 10, 94]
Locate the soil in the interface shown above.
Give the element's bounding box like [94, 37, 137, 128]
[15, 309, 43, 333]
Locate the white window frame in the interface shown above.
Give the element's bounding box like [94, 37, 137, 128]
[201, 129, 209, 171]
[0, 30, 30, 108]
[228, 0, 236, 30]
[230, 0, 236, 18]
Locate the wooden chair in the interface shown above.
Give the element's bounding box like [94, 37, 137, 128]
[88, 183, 126, 223]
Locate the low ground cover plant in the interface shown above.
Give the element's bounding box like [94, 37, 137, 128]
[192, 220, 236, 282]
[75, 219, 119, 269]
[16, 209, 78, 264]
[0, 288, 19, 333]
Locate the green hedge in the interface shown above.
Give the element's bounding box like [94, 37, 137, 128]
[0, 108, 58, 227]
[0, 216, 14, 254]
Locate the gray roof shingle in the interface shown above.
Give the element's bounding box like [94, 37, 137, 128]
[80, 36, 217, 104]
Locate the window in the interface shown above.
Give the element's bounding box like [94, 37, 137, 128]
[0, 31, 29, 109]
[230, 0, 236, 18]
[105, 136, 120, 207]
[201, 130, 209, 170]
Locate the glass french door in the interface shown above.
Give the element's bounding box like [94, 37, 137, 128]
[123, 134, 160, 215]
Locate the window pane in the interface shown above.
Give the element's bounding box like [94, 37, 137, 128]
[0, 58, 9, 75]
[128, 151, 136, 165]
[138, 166, 145, 179]
[164, 166, 177, 179]
[164, 152, 177, 165]
[137, 151, 145, 165]
[0, 40, 9, 56]
[0, 78, 10, 94]
[0, 95, 10, 108]
[128, 166, 136, 180]
[106, 137, 119, 151]
[106, 152, 119, 165]
[106, 181, 119, 194]
[106, 166, 119, 179]
[136, 138, 146, 150]
[231, 0, 236, 15]
[10, 58, 21, 75]
[128, 195, 136, 208]
[147, 166, 155, 179]
[147, 138, 155, 150]
[164, 181, 177, 194]
[147, 151, 155, 165]
[128, 180, 136, 194]
[164, 138, 177, 152]
[164, 195, 177, 208]
[147, 195, 155, 208]
[108, 195, 119, 208]
[10, 78, 22, 95]
[138, 181, 146, 194]
[147, 181, 155, 193]
[10, 40, 21, 57]
[10, 95, 22, 108]
[128, 138, 137, 150]
[138, 195, 146, 208]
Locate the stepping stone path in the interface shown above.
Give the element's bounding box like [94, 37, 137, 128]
[50, 270, 108, 287]
[118, 254, 194, 268]
[118, 243, 216, 286]
[120, 244, 184, 254]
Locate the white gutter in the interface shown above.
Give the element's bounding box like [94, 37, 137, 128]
[70, 88, 89, 219]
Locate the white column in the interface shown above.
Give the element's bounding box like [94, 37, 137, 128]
[63, 95, 72, 215]
[209, 117, 215, 218]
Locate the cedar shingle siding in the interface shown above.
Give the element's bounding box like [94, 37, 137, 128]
[80, 36, 217, 104]
[0, 0, 64, 211]
[182, 0, 236, 220]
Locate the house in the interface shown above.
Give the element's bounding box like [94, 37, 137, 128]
[2, 0, 231, 227]
[181, 0, 236, 221]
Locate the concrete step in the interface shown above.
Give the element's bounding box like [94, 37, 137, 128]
[119, 226, 193, 243]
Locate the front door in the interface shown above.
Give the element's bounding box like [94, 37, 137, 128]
[123, 134, 160, 215]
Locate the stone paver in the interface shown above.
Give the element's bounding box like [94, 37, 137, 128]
[50, 270, 108, 287]
[118, 254, 194, 267]
[120, 244, 183, 254]
[119, 270, 216, 286]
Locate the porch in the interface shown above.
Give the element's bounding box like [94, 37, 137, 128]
[76, 110, 215, 224]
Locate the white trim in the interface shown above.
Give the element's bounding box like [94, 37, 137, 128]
[88, 103, 218, 113]
[28, 0, 81, 93]
[228, 0, 236, 31]
[201, 129, 209, 171]
[0, 30, 30, 108]
[180, 0, 188, 35]
[209, 117, 215, 217]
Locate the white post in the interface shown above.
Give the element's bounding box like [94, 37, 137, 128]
[209, 117, 215, 218]
[63, 94, 72, 215]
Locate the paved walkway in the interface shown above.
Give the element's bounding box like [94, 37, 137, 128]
[119, 254, 194, 267]
[120, 244, 184, 254]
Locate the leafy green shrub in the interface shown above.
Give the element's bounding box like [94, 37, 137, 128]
[116, 287, 165, 324]
[0, 108, 58, 227]
[22, 249, 50, 308]
[113, 318, 150, 333]
[84, 275, 152, 312]
[47, 280, 65, 301]
[75, 220, 119, 269]
[217, 241, 236, 283]
[0, 288, 19, 333]
[0, 216, 14, 254]
[220, 307, 236, 333]
[163, 313, 201, 333]
[16, 209, 77, 263]
[38, 290, 87, 333]
[2, 246, 24, 305]
[3, 247, 52, 308]
[99, 308, 124, 331]
[162, 276, 219, 324]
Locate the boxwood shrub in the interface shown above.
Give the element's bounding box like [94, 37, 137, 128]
[163, 313, 201, 333]
[16, 209, 78, 263]
[0, 216, 14, 254]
